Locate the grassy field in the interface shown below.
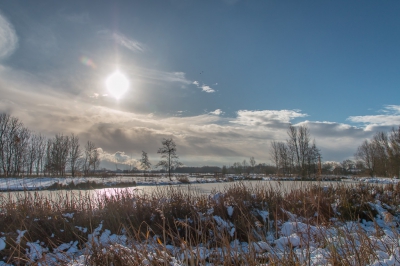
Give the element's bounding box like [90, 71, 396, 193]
[0, 181, 399, 265]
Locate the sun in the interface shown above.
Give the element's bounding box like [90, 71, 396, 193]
[106, 70, 129, 99]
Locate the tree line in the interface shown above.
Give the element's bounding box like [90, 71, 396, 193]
[1, 112, 329, 178]
[355, 127, 400, 177]
[268, 125, 321, 178]
[0, 113, 100, 177]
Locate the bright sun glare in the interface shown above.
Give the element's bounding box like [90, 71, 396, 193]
[106, 70, 129, 99]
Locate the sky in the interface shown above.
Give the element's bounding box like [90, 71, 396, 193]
[1, 0, 400, 169]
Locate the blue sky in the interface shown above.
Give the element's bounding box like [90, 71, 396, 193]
[1, 0, 400, 168]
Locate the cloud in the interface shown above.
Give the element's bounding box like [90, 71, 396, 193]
[347, 105, 400, 129]
[201, 85, 215, 93]
[192, 81, 216, 93]
[137, 68, 192, 85]
[209, 109, 224, 116]
[98, 149, 139, 169]
[113, 32, 145, 52]
[98, 30, 145, 53]
[0, 11, 18, 60]
[0, 63, 395, 166]
[231, 109, 308, 126]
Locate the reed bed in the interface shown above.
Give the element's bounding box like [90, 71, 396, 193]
[0, 181, 398, 265]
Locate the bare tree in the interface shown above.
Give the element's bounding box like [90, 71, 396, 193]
[0, 115, 32, 177]
[139, 151, 152, 181]
[249, 156, 256, 173]
[92, 148, 100, 173]
[69, 134, 81, 177]
[45, 134, 70, 176]
[269, 141, 281, 176]
[242, 159, 249, 174]
[355, 140, 376, 177]
[341, 159, 355, 175]
[389, 127, 400, 177]
[232, 162, 243, 174]
[286, 125, 312, 178]
[35, 134, 46, 176]
[84, 141, 100, 175]
[156, 138, 182, 181]
[278, 142, 291, 176]
[27, 133, 40, 176]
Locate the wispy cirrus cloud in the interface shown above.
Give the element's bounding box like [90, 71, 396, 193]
[99, 30, 145, 53]
[0, 11, 18, 60]
[138, 68, 192, 84]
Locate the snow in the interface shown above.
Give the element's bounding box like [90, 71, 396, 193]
[0, 175, 264, 191]
[257, 210, 269, 223]
[26, 241, 48, 261]
[0, 237, 5, 251]
[62, 213, 74, 219]
[16, 229, 26, 244]
[5, 211, 400, 266]
[226, 205, 234, 217]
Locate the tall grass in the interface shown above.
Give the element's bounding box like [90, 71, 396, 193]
[0, 182, 398, 264]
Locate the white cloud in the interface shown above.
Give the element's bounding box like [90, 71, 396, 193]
[192, 81, 216, 93]
[209, 109, 224, 116]
[231, 109, 308, 126]
[347, 105, 400, 127]
[98, 149, 140, 169]
[0, 11, 18, 60]
[201, 85, 215, 93]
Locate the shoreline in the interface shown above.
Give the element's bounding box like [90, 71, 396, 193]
[0, 175, 396, 192]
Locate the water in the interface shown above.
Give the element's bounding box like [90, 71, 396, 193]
[0, 180, 358, 202]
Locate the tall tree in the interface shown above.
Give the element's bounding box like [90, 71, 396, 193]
[83, 141, 100, 175]
[286, 125, 312, 178]
[139, 151, 152, 181]
[355, 140, 376, 177]
[69, 134, 81, 177]
[156, 138, 182, 181]
[269, 141, 281, 176]
[249, 156, 256, 173]
[45, 134, 70, 176]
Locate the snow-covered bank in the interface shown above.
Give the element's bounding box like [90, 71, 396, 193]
[0, 175, 265, 191]
[0, 175, 398, 192]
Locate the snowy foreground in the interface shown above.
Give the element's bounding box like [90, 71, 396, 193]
[0, 176, 399, 265]
[1, 196, 399, 265]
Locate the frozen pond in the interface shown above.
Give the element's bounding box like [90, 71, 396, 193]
[0, 180, 362, 202]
